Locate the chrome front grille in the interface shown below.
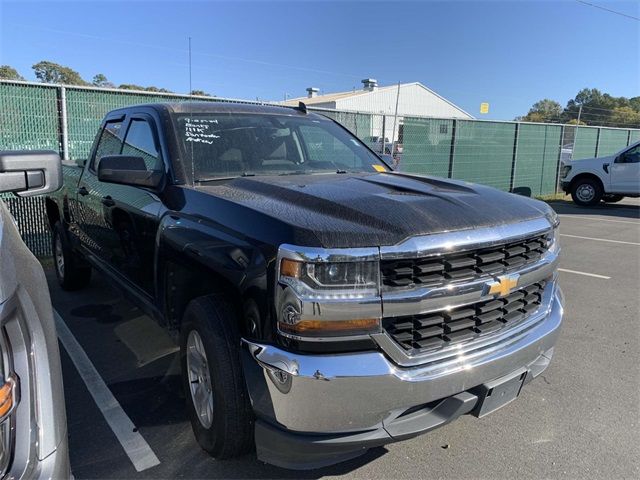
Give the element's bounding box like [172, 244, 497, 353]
[383, 281, 547, 352]
[375, 218, 559, 366]
[381, 233, 551, 290]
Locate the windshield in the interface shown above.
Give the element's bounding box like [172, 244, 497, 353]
[172, 113, 389, 181]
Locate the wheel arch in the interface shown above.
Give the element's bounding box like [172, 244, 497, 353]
[155, 214, 271, 339]
[568, 172, 604, 193]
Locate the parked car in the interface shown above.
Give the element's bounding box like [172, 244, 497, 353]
[46, 103, 563, 469]
[0, 151, 71, 478]
[560, 141, 640, 206]
[366, 135, 393, 154]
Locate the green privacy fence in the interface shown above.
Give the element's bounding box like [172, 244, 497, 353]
[399, 118, 638, 197]
[1, 79, 639, 256]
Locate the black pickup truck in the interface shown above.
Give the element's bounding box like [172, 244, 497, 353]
[46, 102, 563, 469]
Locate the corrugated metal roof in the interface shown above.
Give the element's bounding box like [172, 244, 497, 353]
[282, 83, 400, 106]
[281, 82, 471, 118]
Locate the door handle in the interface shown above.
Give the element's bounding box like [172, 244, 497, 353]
[77, 186, 89, 196]
[101, 196, 115, 207]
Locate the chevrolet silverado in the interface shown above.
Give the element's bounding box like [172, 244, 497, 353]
[46, 102, 563, 469]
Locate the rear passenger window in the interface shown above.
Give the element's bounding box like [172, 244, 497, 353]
[122, 119, 162, 171]
[92, 120, 123, 170]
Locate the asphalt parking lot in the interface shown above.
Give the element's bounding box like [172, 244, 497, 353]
[47, 198, 640, 479]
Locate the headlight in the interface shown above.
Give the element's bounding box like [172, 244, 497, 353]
[277, 252, 381, 338]
[280, 258, 379, 298]
[560, 164, 572, 179]
[548, 225, 560, 254]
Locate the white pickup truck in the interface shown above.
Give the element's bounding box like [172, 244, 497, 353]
[560, 141, 640, 206]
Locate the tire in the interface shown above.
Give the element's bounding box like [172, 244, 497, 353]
[52, 221, 91, 291]
[180, 294, 254, 459]
[602, 194, 624, 203]
[570, 178, 603, 206]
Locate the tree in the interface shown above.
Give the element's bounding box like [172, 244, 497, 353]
[520, 88, 640, 128]
[520, 99, 562, 123]
[32, 61, 87, 85]
[610, 107, 640, 128]
[118, 84, 146, 91]
[92, 73, 114, 88]
[190, 89, 212, 97]
[144, 86, 172, 93]
[0, 65, 25, 80]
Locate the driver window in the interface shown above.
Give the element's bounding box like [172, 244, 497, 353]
[622, 145, 640, 163]
[122, 119, 162, 171]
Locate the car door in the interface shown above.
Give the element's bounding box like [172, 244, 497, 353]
[101, 113, 165, 297]
[610, 144, 640, 194]
[75, 115, 126, 262]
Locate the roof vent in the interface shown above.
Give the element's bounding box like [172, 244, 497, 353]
[362, 78, 378, 91]
[306, 87, 320, 98]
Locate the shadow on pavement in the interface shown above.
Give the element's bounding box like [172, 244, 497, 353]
[50, 267, 395, 478]
[548, 199, 640, 219]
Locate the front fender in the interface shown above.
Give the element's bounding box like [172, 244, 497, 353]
[154, 212, 274, 335]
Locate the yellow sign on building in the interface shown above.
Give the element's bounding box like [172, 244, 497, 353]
[480, 103, 490, 114]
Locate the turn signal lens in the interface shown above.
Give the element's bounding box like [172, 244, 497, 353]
[278, 318, 380, 337]
[280, 258, 302, 279]
[0, 376, 17, 420]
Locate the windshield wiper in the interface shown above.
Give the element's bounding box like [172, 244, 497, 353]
[195, 172, 256, 183]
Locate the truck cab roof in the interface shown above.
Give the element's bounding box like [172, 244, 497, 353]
[107, 101, 321, 118]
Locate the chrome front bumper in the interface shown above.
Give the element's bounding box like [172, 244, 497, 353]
[243, 285, 563, 439]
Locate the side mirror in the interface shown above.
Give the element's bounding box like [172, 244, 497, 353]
[0, 150, 62, 197]
[97, 155, 163, 189]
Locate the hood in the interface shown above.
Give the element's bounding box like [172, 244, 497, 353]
[564, 154, 613, 167]
[194, 172, 552, 248]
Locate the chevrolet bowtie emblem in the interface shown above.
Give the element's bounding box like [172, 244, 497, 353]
[487, 273, 519, 297]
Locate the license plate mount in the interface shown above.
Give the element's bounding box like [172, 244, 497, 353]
[473, 368, 528, 418]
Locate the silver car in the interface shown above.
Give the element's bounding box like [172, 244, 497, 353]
[0, 152, 71, 478]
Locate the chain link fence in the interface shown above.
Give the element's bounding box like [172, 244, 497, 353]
[2, 79, 639, 257]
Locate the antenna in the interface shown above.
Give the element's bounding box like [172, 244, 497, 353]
[188, 36, 193, 95]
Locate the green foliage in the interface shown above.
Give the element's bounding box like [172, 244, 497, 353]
[610, 107, 640, 128]
[118, 84, 146, 90]
[190, 89, 212, 96]
[92, 74, 114, 88]
[519, 99, 562, 123]
[144, 86, 172, 93]
[0, 65, 25, 80]
[118, 84, 172, 93]
[520, 88, 640, 128]
[32, 61, 87, 85]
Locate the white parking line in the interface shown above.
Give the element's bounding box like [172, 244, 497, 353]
[54, 310, 161, 472]
[559, 215, 640, 225]
[559, 233, 640, 246]
[558, 268, 611, 280]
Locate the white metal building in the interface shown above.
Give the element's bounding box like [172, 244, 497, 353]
[283, 79, 473, 144]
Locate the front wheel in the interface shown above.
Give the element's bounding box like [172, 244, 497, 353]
[570, 178, 603, 206]
[180, 295, 254, 459]
[52, 222, 91, 291]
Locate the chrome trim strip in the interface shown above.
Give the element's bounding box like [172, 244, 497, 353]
[278, 244, 379, 263]
[374, 279, 557, 367]
[380, 217, 552, 260]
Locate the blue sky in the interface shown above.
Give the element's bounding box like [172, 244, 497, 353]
[1, 0, 638, 120]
